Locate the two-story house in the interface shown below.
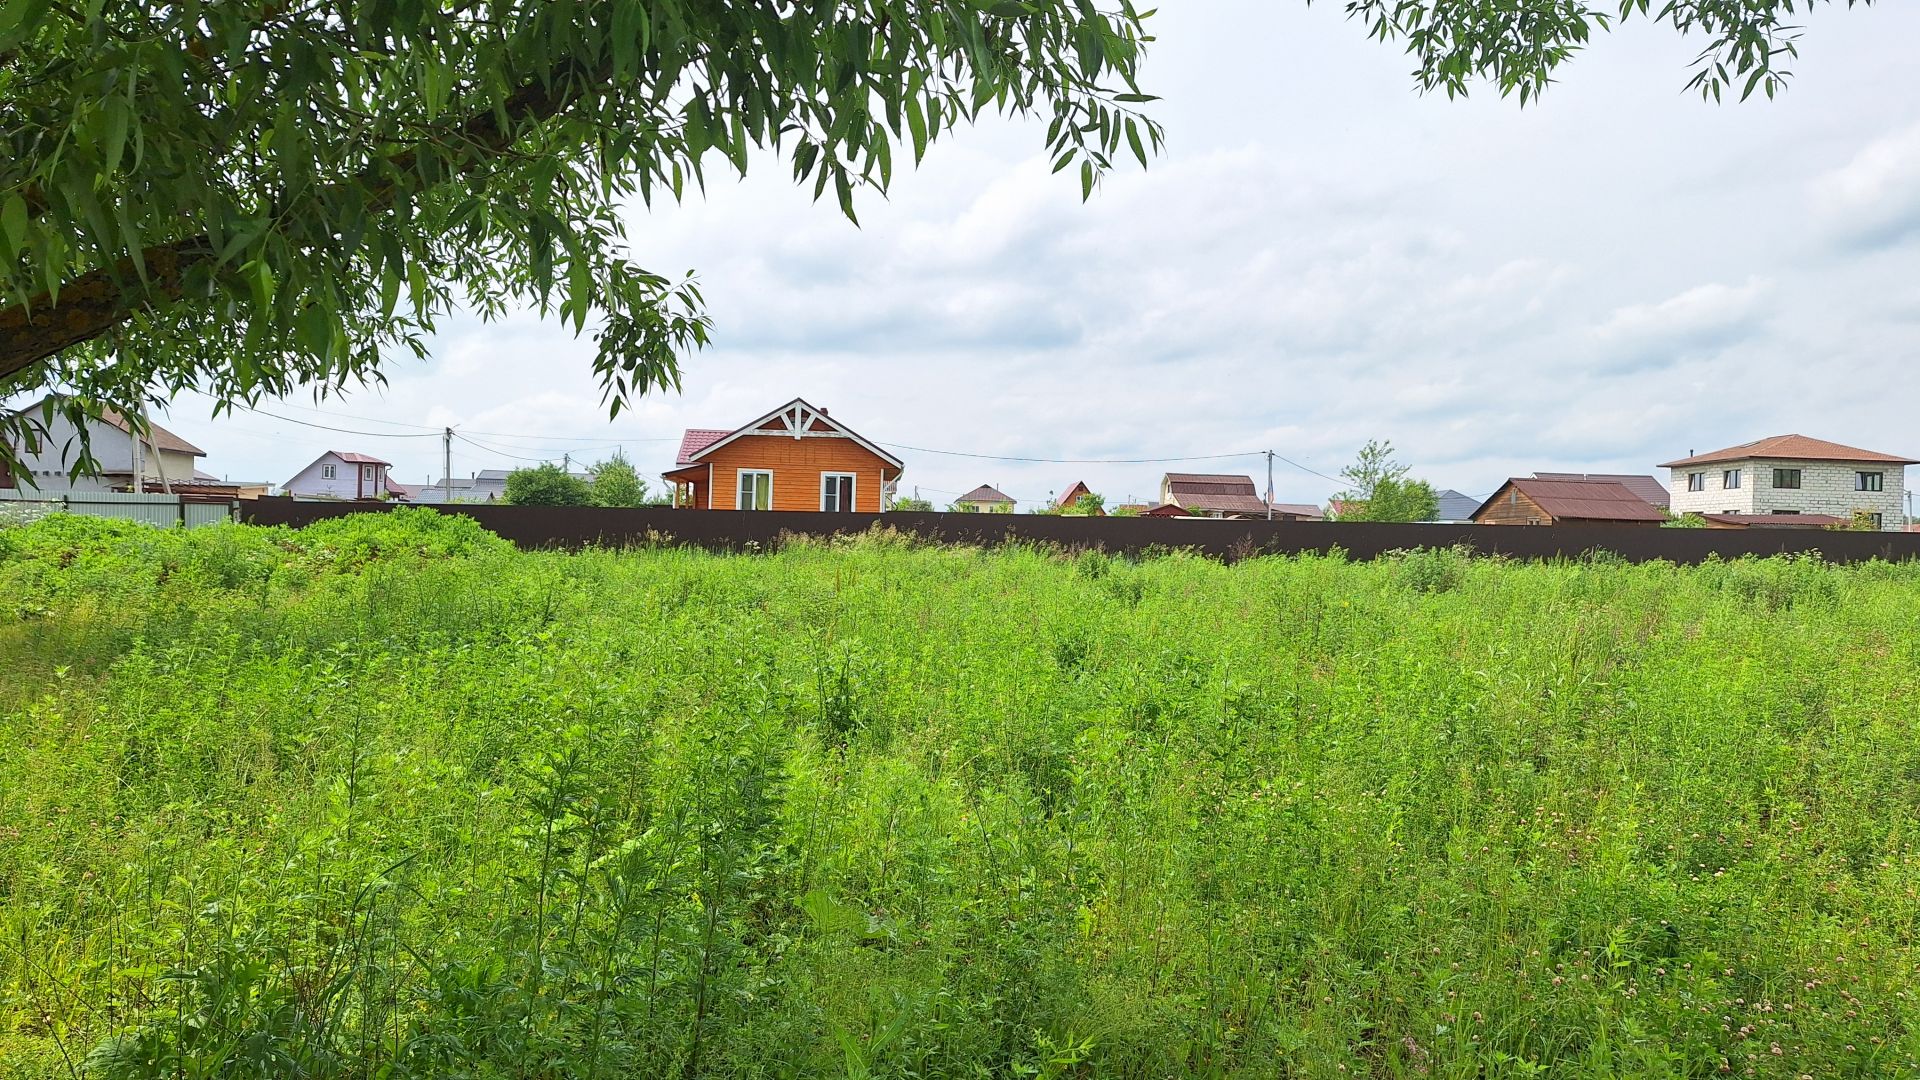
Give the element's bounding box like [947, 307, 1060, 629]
[285, 450, 399, 500]
[4, 397, 210, 492]
[1661, 435, 1914, 530]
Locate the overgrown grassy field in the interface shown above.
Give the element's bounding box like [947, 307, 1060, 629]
[3, 510, 1918, 1078]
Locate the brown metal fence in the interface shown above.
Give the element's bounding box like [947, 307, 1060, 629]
[238, 499, 1920, 565]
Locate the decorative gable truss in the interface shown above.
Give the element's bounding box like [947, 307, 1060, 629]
[691, 397, 905, 469]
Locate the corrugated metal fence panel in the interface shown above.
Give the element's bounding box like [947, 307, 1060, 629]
[238, 500, 1920, 565]
[1, 491, 239, 528]
[183, 502, 235, 528]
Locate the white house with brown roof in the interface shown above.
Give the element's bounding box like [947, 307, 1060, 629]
[1661, 435, 1914, 530]
[953, 484, 1014, 512]
[4, 397, 209, 492]
[285, 450, 398, 500]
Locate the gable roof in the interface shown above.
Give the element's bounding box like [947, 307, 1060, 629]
[96, 408, 206, 457]
[674, 398, 904, 469]
[1479, 478, 1667, 523]
[333, 451, 392, 465]
[1267, 502, 1324, 519]
[1660, 435, 1917, 469]
[1533, 472, 1669, 509]
[1164, 473, 1267, 515]
[1055, 480, 1093, 509]
[1434, 489, 1483, 521]
[675, 429, 732, 465]
[956, 484, 1013, 504]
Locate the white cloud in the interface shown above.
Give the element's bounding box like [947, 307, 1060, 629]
[1810, 123, 1920, 248]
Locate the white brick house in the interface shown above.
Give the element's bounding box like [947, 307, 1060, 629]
[1661, 435, 1914, 530]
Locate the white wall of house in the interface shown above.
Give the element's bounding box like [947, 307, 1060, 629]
[12, 413, 199, 491]
[1669, 459, 1905, 527]
[286, 453, 389, 499]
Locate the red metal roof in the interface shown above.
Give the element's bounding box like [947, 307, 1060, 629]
[333, 451, 391, 465]
[1660, 435, 1917, 468]
[1533, 472, 1669, 509]
[1493, 478, 1667, 522]
[675, 428, 731, 465]
[1055, 480, 1093, 509]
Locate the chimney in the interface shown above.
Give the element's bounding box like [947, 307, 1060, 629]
[818, 406, 829, 415]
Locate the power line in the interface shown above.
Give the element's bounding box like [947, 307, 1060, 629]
[451, 432, 568, 463]
[238, 405, 442, 438]
[876, 443, 1266, 465]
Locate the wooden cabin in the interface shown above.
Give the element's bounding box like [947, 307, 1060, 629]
[663, 398, 903, 512]
[1471, 477, 1666, 526]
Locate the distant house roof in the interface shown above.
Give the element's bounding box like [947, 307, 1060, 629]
[333, 451, 392, 466]
[1533, 472, 1669, 509]
[1163, 473, 1269, 516]
[1700, 513, 1847, 529]
[956, 484, 1014, 505]
[1660, 435, 1917, 469]
[94, 407, 205, 457]
[1268, 502, 1323, 520]
[669, 398, 904, 472]
[675, 429, 732, 465]
[1141, 502, 1192, 517]
[1480, 478, 1668, 523]
[1434, 489, 1482, 521]
[1055, 480, 1093, 509]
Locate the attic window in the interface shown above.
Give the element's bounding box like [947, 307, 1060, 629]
[322, 463, 337, 479]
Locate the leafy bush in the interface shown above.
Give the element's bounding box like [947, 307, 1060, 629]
[504, 462, 593, 505]
[290, 507, 513, 568]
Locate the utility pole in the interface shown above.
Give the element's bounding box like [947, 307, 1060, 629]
[1265, 450, 1275, 521]
[443, 427, 453, 502]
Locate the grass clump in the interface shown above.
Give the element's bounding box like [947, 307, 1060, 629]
[2, 516, 1919, 1078]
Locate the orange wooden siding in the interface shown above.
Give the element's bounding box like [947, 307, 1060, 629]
[698, 434, 897, 512]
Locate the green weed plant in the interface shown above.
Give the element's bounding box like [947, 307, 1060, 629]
[2, 513, 1917, 1078]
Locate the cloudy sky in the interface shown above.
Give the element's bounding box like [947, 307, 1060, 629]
[159, 2, 1920, 510]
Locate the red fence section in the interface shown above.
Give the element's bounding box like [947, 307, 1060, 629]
[238, 500, 1920, 565]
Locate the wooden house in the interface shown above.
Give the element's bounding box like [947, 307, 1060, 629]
[663, 398, 903, 512]
[1471, 477, 1666, 526]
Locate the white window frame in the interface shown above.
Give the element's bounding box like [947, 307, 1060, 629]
[362, 465, 376, 481]
[321, 463, 337, 479]
[737, 469, 773, 511]
[820, 472, 857, 512]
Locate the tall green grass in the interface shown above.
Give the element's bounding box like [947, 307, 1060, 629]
[2, 511, 1917, 1078]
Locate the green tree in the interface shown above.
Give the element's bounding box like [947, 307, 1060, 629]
[1330, 440, 1440, 523]
[1068, 492, 1106, 516]
[889, 496, 935, 513]
[0, 0, 1869, 473]
[504, 463, 593, 506]
[588, 451, 648, 507]
[0, 0, 1163, 474]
